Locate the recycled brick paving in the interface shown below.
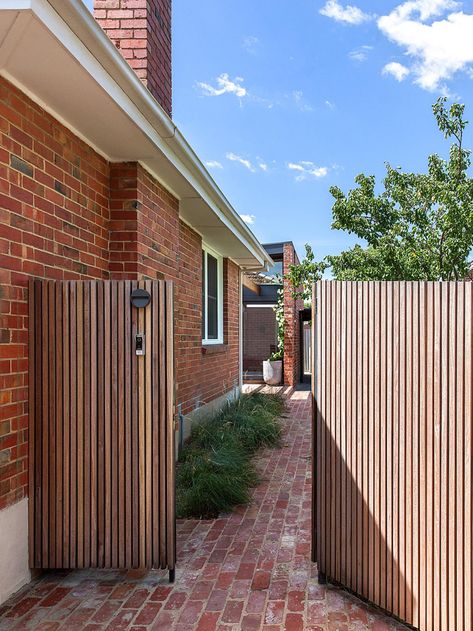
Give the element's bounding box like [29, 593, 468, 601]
[0, 388, 405, 631]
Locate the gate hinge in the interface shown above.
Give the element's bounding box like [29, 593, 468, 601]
[173, 413, 180, 432]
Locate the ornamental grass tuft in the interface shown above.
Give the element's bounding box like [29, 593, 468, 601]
[176, 392, 285, 519]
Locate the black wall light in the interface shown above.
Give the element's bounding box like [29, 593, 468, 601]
[130, 288, 151, 308]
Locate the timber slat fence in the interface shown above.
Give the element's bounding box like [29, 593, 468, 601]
[29, 280, 175, 572]
[313, 281, 472, 631]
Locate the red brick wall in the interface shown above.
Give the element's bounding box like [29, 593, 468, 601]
[0, 78, 111, 511]
[176, 225, 240, 413]
[94, 0, 172, 117]
[0, 78, 241, 511]
[243, 307, 277, 372]
[283, 243, 304, 386]
[118, 165, 240, 414]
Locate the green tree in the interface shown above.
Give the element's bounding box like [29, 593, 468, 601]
[285, 244, 326, 302]
[324, 98, 473, 281]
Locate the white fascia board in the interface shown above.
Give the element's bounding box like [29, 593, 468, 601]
[8, 0, 272, 271]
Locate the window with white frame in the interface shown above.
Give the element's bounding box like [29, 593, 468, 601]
[202, 246, 223, 344]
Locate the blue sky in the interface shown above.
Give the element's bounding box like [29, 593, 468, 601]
[86, 0, 473, 261]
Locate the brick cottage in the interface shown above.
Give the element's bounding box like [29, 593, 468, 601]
[0, 0, 272, 603]
[243, 242, 305, 386]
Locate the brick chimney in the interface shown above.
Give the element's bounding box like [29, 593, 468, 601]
[94, 0, 172, 117]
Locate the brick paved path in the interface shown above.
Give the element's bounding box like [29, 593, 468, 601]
[0, 389, 404, 631]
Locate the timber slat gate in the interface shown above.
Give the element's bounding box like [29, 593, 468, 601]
[29, 280, 176, 575]
[313, 280, 472, 631]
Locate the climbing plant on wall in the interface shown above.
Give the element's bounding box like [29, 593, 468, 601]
[269, 286, 285, 361]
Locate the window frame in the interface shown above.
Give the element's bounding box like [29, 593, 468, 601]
[202, 244, 224, 345]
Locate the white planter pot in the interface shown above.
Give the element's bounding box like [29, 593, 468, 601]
[263, 360, 282, 386]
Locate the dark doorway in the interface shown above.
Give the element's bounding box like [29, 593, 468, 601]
[299, 308, 312, 385]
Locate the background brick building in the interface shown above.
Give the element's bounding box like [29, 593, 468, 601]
[243, 242, 305, 387]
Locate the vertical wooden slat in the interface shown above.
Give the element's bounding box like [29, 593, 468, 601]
[356, 282, 363, 594]
[90, 281, 97, 567]
[41, 281, 49, 568]
[62, 283, 70, 567]
[393, 282, 401, 617]
[455, 282, 464, 631]
[361, 283, 369, 598]
[97, 281, 105, 567]
[111, 281, 118, 568]
[145, 280, 153, 567]
[34, 281, 42, 568]
[343, 282, 350, 585]
[373, 282, 381, 606]
[398, 281, 406, 621]
[448, 283, 457, 631]
[28, 281, 35, 568]
[439, 283, 447, 631]
[165, 281, 176, 571]
[329, 282, 335, 576]
[411, 282, 419, 628]
[419, 282, 427, 631]
[384, 282, 395, 611]
[334, 281, 341, 582]
[76, 282, 84, 568]
[124, 281, 132, 569]
[69, 282, 77, 567]
[379, 281, 387, 611]
[97, 282, 106, 567]
[48, 282, 56, 568]
[103, 281, 111, 567]
[426, 282, 435, 631]
[131, 280, 139, 568]
[138, 281, 146, 567]
[55, 282, 63, 567]
[83, 282, 91, 568]
[464, 282, 472, 631]
[152, 281, 160, 567]
[367, 282, 375, 603]
[320, 284, 326, 576]
[405, 282, 412, 625]
[350, 282, 358, 591]
[117, 282, 125, 568]
[159, 281, 166, 567]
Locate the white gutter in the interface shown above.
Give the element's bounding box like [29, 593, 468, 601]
[43, 0, 271, 270]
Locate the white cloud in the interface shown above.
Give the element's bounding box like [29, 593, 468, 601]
[205, 160, 223, 169]
[378, 1, 473, 91]
[196, 73, 247, 98]
[226, 152, 256, 171]
[320, 0, 372, 24]
[349, 49, 368, 61]
[240, 214, 256, 224]
[382, 61, 410, 81]
[243, 36, 260, 54]
[258, 162, 268, 172]
[349, 44, 374, 61]
[288, 161, 329, 181]
[291, 90, 314, 111]
[325, 99, 336, 109]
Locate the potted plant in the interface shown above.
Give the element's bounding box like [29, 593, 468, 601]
[263, 349, 283, 385]
[263, 287, 284, 385]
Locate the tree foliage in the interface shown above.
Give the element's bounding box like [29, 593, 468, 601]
[284, 244, 326, 302]
[288, 98, 473, 289]
[326, 98, 473, 281]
